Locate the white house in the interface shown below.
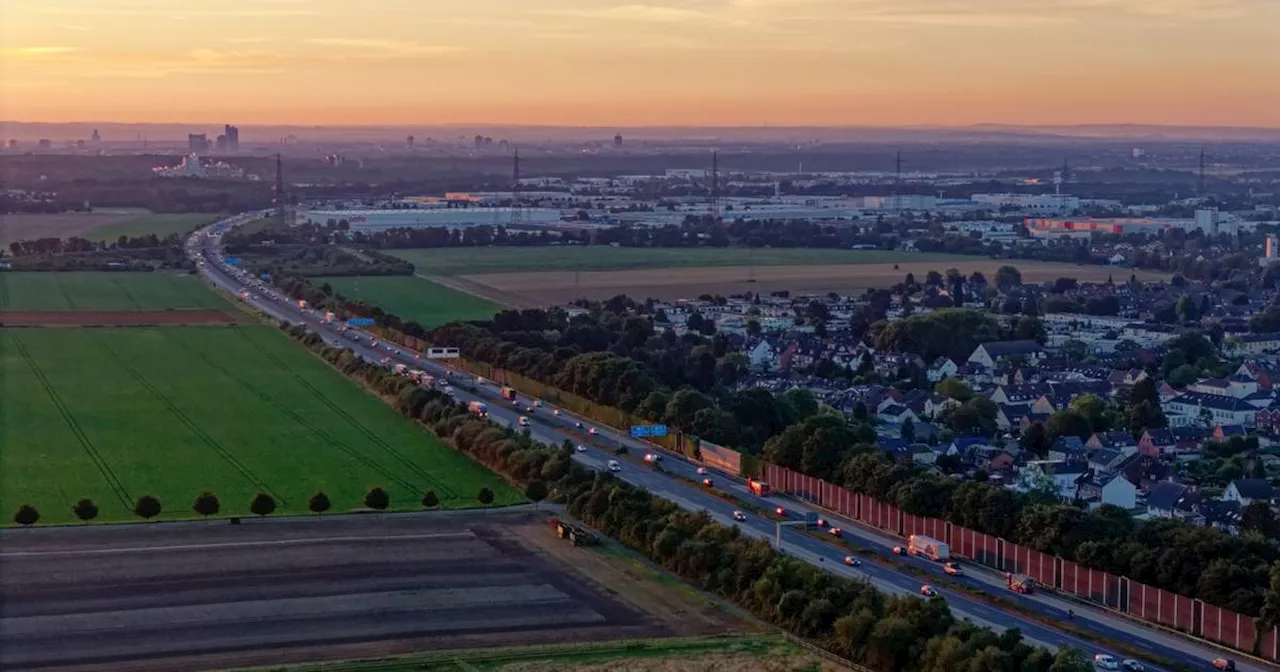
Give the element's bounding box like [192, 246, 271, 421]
[1017, 461, 1087, 502]
[1224, 478, 1274, 507]
[878, 404, 921, 425]
[1225, 333, 1280, 357]
[927, 357, 958, 383]
[968, 340, 1045, 368]
[1162, 392, 1258, 427]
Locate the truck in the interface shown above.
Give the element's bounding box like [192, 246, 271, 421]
[297, 299, 308, 309]
[468, 401, 488, 417]
[501, 386, 517, 402]
[747, 478, 771, 497]
[908, 535, 950, 562]
[323, 311, 336, 323]
[1006, 573, 1035, 594]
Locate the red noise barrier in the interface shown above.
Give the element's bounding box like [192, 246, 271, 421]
[760, 461, 1280, 662]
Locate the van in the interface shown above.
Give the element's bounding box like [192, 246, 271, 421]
[518, 416, 530, 427]
[608, 460, 621, 472]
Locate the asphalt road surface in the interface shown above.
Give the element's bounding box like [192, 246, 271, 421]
[188, 216, 1264, 672]
[0, 515, 650, 671]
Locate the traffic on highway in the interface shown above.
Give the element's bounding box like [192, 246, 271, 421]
[190, 215, 1261, 672]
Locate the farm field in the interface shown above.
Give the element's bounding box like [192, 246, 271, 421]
[452, 260, 1172, 307]
[0, 325, 522, 524]
[388, 246, 967, 276]
[0, 272, 231, 312]
[0, 211, 213, 246]
[319, 275, 503, 327]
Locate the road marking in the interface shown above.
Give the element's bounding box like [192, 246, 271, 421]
[0, 532, 475, 558]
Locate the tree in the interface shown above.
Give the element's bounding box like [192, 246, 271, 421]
[134, 495, 162, 520]
[365, 487, 391, 510]
[1014, 315, 1047, 343]
[421, 490, 439, 508]
[935, 378, 974, 402]
[995, 265, 1022, 288]
[1021, 422, 1051, 457]
[478, 487, 495, 509]
[308, 491, 332, 515]
[1242, 500, 1279, 537]
[250, 493, 277, 517]
[1046, 409, 1091, 441]
[1176, 294, 1200, 323]
[524, 480, 549, 510]
[14, 504, 39, 526]
[901, 418, 916, 443]
[192, 492, 220, 519]
[72, 498, 99, 523]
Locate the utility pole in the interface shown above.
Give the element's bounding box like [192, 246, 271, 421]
[272, 153, 285, 226]
[1198, 147, 1206, 199]
[710, 150, 721, 223]
[510, 149, 524, 225]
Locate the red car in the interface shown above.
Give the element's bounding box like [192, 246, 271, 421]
[828, 527, 843, 538]
[775, 506, 787, 517]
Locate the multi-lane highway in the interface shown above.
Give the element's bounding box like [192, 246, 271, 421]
[190, 216, 1261, 672]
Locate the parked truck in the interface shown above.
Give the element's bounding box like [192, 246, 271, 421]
[501, 386, 517, 402]
[468, 401, 489, 417]
[908, 535, 950, 562]
[747, 478, 771, 497]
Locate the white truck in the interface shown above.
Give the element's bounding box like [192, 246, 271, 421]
[908, 535, 950, 562]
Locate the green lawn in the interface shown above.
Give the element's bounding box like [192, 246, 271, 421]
[319, 275, 502, 327]
[88, 213, 216, 242]
[0, 272, 230, 311]
[0, 326, 521, 524]
[388, 246, 968, 276]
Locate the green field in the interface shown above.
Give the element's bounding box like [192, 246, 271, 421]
[88, 213, 216, 242]
[0, 272, 230, 311]
[0, 326, 521, 524]
[319, 275, 502, 327]
[388, 246, 968, 276]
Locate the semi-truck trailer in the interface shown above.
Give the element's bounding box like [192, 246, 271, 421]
[747, 478, 771, 496]
[908, 535, 950, 562]
[501, 386, 517, 402]
[468, 401, 488, 417]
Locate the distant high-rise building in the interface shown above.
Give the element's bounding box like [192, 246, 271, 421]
[90, 129, 101, 143]
[474, 134, 484, 148]
[406, 135, 415, 149]
[223, 124, 239, 152]
[215, 134, 229, 152]
[614, 133, 623, 147]
[188, 133, 209, 154]
[37, 138, 51, 149]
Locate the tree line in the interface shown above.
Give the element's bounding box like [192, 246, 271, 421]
[268, 323, 1092, 672]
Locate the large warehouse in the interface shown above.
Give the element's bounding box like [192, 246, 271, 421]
[295, 207, 562, 231]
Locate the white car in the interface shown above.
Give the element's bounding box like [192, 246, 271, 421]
[1121, 661, 1144, 672]
[1093, 654, 1120, 670]
[696, 467, 707, 475]
[732, 511, 747, 521]
[576, 444, 587, 453]
[587, 427, 598, 435]
[553, 409, 561, 416]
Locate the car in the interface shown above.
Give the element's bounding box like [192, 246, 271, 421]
[828, 527, 843, 537]
[518, 416, 530, 427]
[575, 421, 584, 429]
[552, 409, 561, 416]
[775, 506, 787, 517]
[944, 562, 962, 576]
[588, 427, 598, 435]
[1120, 660, 1144, 672]
[1093, 654, 1120, 670]
[533, 400, 542, 408]
[893, 546, 906, 555]
[576, 444, 587, 452]
[1212, 659, 1236, 671]
[920, 585, 937, 597]
[843, 556, 861, 566]
[525, 406, 536, 413]
[702, 478, 715, 487]
[476, 376, 485, 384]
[696, 467, 708, 475]
[732, 511, 747, 521]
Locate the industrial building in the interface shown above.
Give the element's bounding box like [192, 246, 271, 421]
[972, 193, 1080, 213]
[295, 208, 562, 231]
[1025, 217, 1197, 238]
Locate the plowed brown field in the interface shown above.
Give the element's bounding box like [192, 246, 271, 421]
[457, 261, 1169, 306]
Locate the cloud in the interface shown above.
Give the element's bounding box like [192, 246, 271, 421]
[1, 46, 80, 58]
[548, 4, 729, 23]
[304, 38, 462, 58]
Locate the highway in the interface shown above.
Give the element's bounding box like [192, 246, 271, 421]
[191, 215, 1260, 672]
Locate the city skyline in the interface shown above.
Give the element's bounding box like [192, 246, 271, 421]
[2, 0, 1279, 127]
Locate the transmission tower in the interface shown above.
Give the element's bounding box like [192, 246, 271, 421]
[710, 150, 721, 222]
[510, 149, 524, 225]
[272, 153, 285, 226]
[893, 151, 904, 214]
[1198, 147, 1206, 198]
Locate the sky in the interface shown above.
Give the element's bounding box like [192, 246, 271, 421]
[2, 0, 1278, 127]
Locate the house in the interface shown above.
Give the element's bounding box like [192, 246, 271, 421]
[997, 404, 1032, 430]
[968, 340, 1046, 368]
[1199, 500, 1243, 535]
[1146, 482, 1203, 519]
[927, 357, 959, 383]
[1163, 392, 1258, 428]
[1087, 430, 1139, 453]
[1225, 332, 1280, 356]
[1088, 448, 1131, 475]
[1049, 436, 1087, 462]
[925, 393, 961, 419]
[747, 340, 778, 371]
[1224, 478, 1274, 506]
[1019, 461, 1088, 502]
[971, 446, 1015, 472]
[1213, 424, 1248, 441]
[1080, 473, 1138, 510]
[878, 404, 920, 425]
[908, 444, 938, 465]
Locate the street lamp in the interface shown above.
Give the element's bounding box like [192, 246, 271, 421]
[775, 519, 810, 550]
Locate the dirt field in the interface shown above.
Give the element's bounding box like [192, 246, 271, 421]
[0, 210, 148, 245]
[0, 309, 241, 326]
[458, 261, 1171, 306]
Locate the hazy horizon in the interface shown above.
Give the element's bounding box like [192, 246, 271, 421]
[3, 0, 1278, 129]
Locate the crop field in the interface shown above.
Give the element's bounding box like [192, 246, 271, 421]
[0, 325, 521, 524]
[319, 275, 502, 328]
[388, 246, 964, 276]
[0, 272, 231, 312]
[446, 260, 1172, 307]
[0, 211, 213, 246]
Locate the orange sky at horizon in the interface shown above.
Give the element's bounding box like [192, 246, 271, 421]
[2, 0, 1278, 127]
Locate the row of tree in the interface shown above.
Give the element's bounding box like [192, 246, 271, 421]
[277, 323, 1091, 672]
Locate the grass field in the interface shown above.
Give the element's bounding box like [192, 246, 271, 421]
[0, 325, 522, 524]
[388, 246, 964, 275]
[319, 275, 503, 327]
[86, 213, 216, 242]
[0, 272, 231, 312]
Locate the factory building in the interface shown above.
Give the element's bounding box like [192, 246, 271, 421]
[1025, 217, 1196, 238]
[972, 193, 1080, 213]
[295, 208, 562, 231]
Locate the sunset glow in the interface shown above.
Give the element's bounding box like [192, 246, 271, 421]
[2, 0, 1278, 126]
